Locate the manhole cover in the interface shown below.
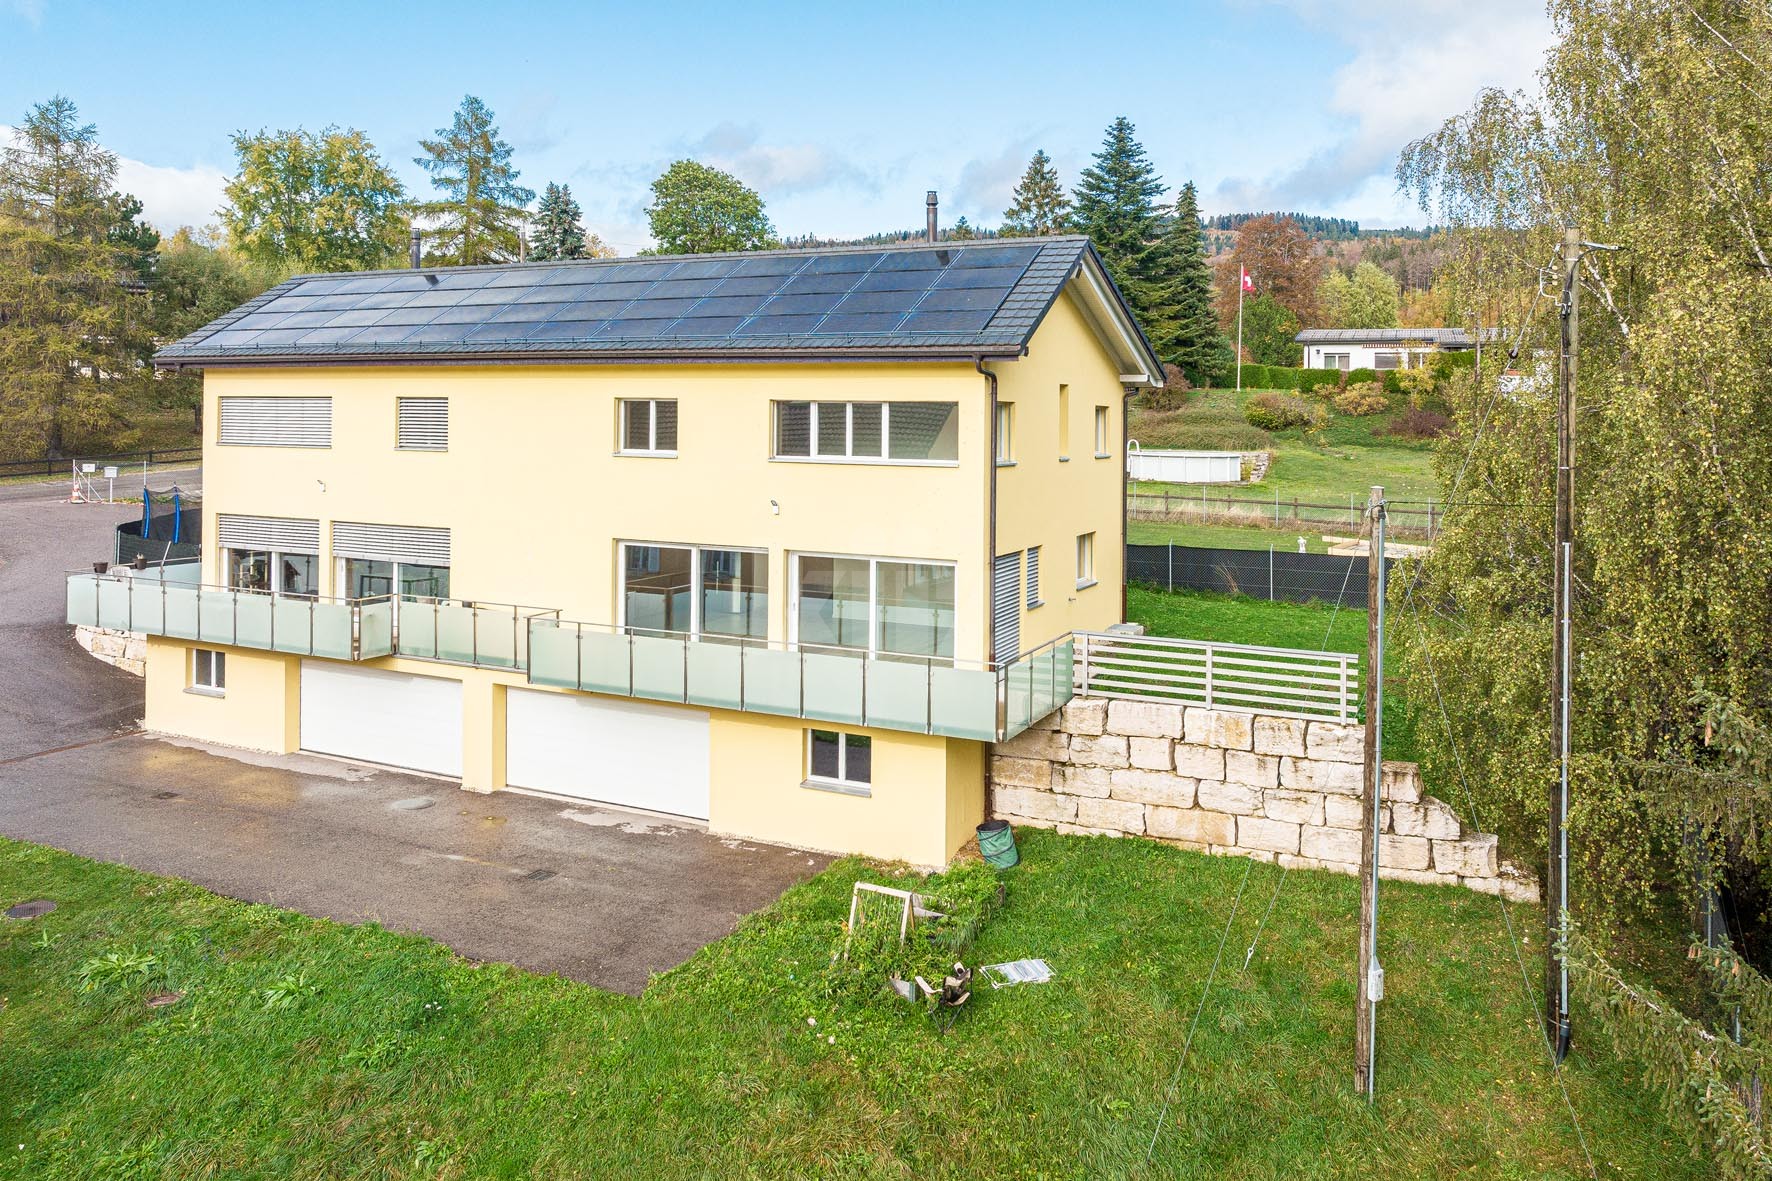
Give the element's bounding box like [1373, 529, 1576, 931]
[522, 869, 557, 883]
[5, 900, 56, 919]
[391, 796, 435, 811]
[152, 791, 180, 800]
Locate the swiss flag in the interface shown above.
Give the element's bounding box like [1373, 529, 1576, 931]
[1241, 267, 1255, 293]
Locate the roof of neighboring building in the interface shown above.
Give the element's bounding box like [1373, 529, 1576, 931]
[1294, 327, 1501, 346]
[156, 235, 1163, 381]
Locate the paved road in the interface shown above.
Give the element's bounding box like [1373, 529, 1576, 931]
[0, 486, 827, 994]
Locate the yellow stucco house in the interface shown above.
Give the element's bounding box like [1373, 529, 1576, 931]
[69, 235, 1162, 866]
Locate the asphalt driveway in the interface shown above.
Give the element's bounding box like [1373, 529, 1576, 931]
[0, 482, 828, 994]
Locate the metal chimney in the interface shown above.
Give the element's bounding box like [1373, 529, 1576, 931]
[409, 228, 422, 269]
[926, 191, 938, 244]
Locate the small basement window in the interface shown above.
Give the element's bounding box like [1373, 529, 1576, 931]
[1094, 405, 1110, 457]
[805, 728, 872, 794]
[190, 648, 225, 695]
[1076, 531, 1096, 589]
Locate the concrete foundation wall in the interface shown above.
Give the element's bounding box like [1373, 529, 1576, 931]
[992, 697, 1538, 900]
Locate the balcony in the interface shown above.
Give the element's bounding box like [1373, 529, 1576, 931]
[388, 598, 561, 670]
[526, 620, 1074, 742]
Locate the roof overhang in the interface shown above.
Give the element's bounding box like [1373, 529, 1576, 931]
[1062, 249, 1163, 387]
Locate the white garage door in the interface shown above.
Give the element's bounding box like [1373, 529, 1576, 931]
[505, 689, 710, 819]
[300, 661, 463, 777]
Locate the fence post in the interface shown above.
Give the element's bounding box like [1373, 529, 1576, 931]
[1080, 633, 1091, 697]
[1275, 488, 1280, 525]
[1167, 542, 1174, 592]
[1429, 500, 1438, 538]
[1269, 546, 1275, 601]
[1203, 643, 1215, 709]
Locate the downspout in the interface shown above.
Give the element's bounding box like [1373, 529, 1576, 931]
[978, 356, 1000, 825]
[1123, 382, 1135, 623]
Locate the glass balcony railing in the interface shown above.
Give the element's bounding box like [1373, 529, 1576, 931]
[392, 597, 560, 671]
[65, 572, 392, 660]
[526, 620, 1074, 742]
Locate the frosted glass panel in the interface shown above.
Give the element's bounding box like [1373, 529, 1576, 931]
[930, 667, 998, 741]
[686, 640, 743, 709]
[165, 584, 200, 640]
[742, 646, 801, 716]
[312, 602, 354, 660]
[631, 632, 685, 701]
[272, 597, 314, 654]
[198, 589, 236, 644]
[474, 606, 517, 668]
[581, 630, 633, 695]
[527, 622, 578, 688]
[356, 600, 393, 657]
[66, 576, 98, 627]
[235, 594, 273, 649]
[803, 651, 863, 724]
[129, 580, 166, 634]
[97, 578, 131, 630]
[399, 600, 440, 659]
[865, 660, 928, 732]
[436, 602, 476, 663]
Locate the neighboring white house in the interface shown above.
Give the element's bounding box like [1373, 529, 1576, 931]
[1296, 327, 1497, 372]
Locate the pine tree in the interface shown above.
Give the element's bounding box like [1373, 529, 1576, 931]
[414, 95, 535, 266]
[1001, 149, 1071, 236]
[1072, 118, 1171, 337]
[948, 215, 976, 241]
[529, 182, 588, 261]
[1160, 182, 1231, 384]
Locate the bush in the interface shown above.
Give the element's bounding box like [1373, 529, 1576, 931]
[1391, 366, 1438, 405]
[1382, 369, 1405, 395]
[1297, 368, 1343, 394]
[1131, 405, 1269, 451]
[1333, 382, 1390, 416]
[1243, 391, 1325, 431]
[1346, 366, 1378, 386]
[1428, 350, 1476, 381]
[1383, 406, 1452, 439]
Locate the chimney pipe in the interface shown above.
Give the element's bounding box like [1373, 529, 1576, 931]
[409, 228, 422, 269]
[926, 190, 938, 244]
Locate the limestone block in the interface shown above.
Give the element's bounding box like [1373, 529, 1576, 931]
[117, 658, 145, 678]
[1252, 715, 1307, 758]
[1028, 708, 1063, 732]
[1003, 814, 1058, 832]
[1237, 816, 1300, 855]
[996, 728, 1070, 763]
[123, 636, 146, 661]
[992, 756, 1055, 790]
[1109, 769, 1197, 809]
[1463, 871, 1542, 904]
[1225, 750, 1280, 788]
[1107, 699, 1185, 739]
[92, 631, 128, 658]
[1263, 789, 1325, 826]
[1057, 823, 1126, 838]
[1278, 757, 1363, 795]
[1069, 734, 1130, 769]
[1062, 698, 1108, 736]
[1216, 846, 1277, 863]
[1305, 721, 1365, 763]
[1432, 834, 1499, 878]
[1128, 736, 1174, 771]
[1301, 826, 1363, 865]
[1282, 853, 1356, 878]
[1392, 798, 1461, 840]
[1323, 794, 1365, 829]
[1379, 833, 1432, 871]
[1077, 796, 1146, 834]
[1183, 709, 1253, 751]
[1380, 867, 1461, 888]
[1382, 761, 1424, 804]
[1057, 764, 1113, 799]
[1197, 779, 1262, 816]
[993, 786, 1077, 824]
[1146, 807, 1235, 846]
[1173, 744, 1226, 781]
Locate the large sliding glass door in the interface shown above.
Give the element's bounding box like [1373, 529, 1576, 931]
[792, 553, 955, 663]
[339, 559, 450, 601]
[619, 542, 767, 641]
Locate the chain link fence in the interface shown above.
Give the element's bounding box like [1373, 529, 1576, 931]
[1127, 487, 1442, 540]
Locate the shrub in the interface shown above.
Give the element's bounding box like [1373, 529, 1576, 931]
[1429, 350, 1477, 380]
[1296, 368, 1343, 394]
[1392, 366, 1438, 405]
[1131, 405, 1269, 451]
[1333, 382, 1390, 416]
[1138, 386, 1189, 413]
[1346, 366, 1378, 386]
[1384, 406, 1452, 439]
[1243, 391, 1324, 431]
[1382, 369, 1405, 394]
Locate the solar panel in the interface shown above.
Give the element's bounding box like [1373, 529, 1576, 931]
[733, 314, 824, 336]
[814, 313, 904, 335]
[780, 272, 863, 295]
[917, 286, 1011, 311]
[830, 289, 922, 314]
[901, 310, 995, 334]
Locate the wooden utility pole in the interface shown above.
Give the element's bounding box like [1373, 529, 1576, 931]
[1547, 227, 1579, 1063]
[1356, 485, 1386, 1099]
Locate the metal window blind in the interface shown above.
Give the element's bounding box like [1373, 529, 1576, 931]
[218, 397, 332, 447]
[992, 552, 1022, 664]
[396, 398, 448, 450]
[331, 521, 451, 564]
[1025, 546, 1042, 608]
[216, 514, 321, 554]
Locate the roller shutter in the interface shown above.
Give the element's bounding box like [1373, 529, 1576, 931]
[299, 662, 462, 776]
[992, 552, 1021, 664]
[505, 689, 710, 819]
[218, 397, 332, 447]
[331, 522, 451, 565]
[216, 514, 320, 553]
[396, 398, 449, 451]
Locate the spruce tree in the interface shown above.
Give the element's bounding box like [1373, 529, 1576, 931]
[1001, 149, 1071, 236]
[1072, 118, 1170, 339]
[1161, 182, 1231, 384]
[414, 95, 534, 266]
[529, 182, 588, 261]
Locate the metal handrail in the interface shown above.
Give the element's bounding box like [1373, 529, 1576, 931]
[67, 571, 393, 659]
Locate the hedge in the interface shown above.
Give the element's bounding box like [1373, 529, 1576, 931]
[1347, 366, 1378, 386]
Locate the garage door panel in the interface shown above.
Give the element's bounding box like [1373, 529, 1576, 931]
[506, 689, 709, 819]
[300, 661, 462, 777]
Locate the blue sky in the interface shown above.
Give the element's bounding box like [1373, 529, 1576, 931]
[1, 0, 1551, 252]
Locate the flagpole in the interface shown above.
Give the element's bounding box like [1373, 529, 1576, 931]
[1236, 270, 1246, 392]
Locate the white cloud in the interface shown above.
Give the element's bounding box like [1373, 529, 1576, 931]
[686, 122, 877, 197]
[116, 155, 230, 234]
[1213, 0, 1552, 217]
[951, 137, 1040, 224]
[4, 0, 44, 26]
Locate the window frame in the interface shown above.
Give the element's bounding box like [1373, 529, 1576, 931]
[1094, 405, 1111, 458]
[617, 398, 679, 457]
[995, 401, 1014, 466]
[224, 546, 318, 598]
[771, 401, 960, 467]
[788, 551, 958, 664]
[1076, 531, 1097, 590]
[804, 727, 873, 795]
[616, 540, 769, 641]
[189, 648, 226, 696]
[1025, 545, 1043, 610]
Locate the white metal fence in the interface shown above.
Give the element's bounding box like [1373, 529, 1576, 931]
[1074, 630, 1360, 722]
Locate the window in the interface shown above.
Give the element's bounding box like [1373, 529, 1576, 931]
[619, 542, 767, 640]
[1058, 384, 1071, 457]
[1373, 352, 1401, 371]
[1025, 546, 1042, 610]
[1321, 352, 1351, 371]
[1076, 532, 1096, 589]
[190, 648, 225, 695]
[773, 401, 958, 464]
[226, 549, 317, 597]
[995, 402, 1014, 464]
[339, 559, 449, 600]
[1094, 405, 1110, 457]
[793, 554, 955, 662]
[619, 399, 678, 455]
[806, 728, 871, 792]
[396, 397, 448, 450]
[217, 397, 332, 448]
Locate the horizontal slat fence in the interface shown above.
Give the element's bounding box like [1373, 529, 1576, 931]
[1075, 630, 1359, 722]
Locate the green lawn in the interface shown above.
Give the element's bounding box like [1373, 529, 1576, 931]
[1128, 517, 1341, 554]
[0, 836, 1698, 1178]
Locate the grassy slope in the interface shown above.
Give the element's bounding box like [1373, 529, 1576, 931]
[0, 836, 1697, 1179]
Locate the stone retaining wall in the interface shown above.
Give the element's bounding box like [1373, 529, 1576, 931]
[74, 625, 145, 677]
[993, 697, 1537, 900]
